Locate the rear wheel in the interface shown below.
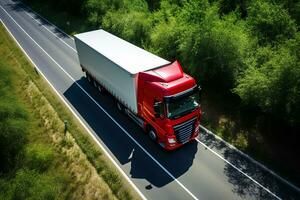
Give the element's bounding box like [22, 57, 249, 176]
[86, 73, 92, 83]
[93, 80, 98, 88]
[116, 101, 124, 112]
[97, 84, 104, 94]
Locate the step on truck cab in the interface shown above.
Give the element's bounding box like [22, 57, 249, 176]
[74, 29, 201, 150]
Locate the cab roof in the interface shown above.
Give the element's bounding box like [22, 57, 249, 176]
[74, 29, 170, 74]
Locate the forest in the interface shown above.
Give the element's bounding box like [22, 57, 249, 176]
[22, 0, 300, 183]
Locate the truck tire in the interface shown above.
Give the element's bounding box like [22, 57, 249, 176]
[97, 85, 104, 93]
[86, 73, 92, 83]
[148, 128, 158, 142]
[93, 80, 98, 88]
[116, 101, 124, 112]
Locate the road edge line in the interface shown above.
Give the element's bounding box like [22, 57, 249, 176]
[23, 10, 77, 52]
[196, 139, 281, 200]
[199, 125, 300, 193]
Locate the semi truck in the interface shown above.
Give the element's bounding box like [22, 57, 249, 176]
[74, 29, 201, 150]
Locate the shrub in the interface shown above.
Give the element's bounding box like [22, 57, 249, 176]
[25, 144, 54, 172]
[10, 170, 60, 200]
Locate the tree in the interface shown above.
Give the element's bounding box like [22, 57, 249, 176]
[179, 5, 254, 89]
[234, 34, 300, 126]
[102, 10, 151, 46]
[247, 0, 297, 44]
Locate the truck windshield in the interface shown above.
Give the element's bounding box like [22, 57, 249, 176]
[165, 87, 200, 119]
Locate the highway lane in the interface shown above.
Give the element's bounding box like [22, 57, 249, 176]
[1, 0, 299, 199]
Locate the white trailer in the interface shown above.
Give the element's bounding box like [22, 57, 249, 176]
[74, 29, 169, 114]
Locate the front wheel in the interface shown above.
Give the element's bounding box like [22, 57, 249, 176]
[148, 128, 157, 142]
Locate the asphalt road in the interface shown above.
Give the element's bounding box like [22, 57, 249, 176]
[1, 0, 299, 199]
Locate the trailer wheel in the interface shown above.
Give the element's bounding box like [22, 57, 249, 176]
[97, 85, 104, 93]
[93, 80, 98, 88]
[86, 73, 92, 83]
[148, 128, 158, 142]
[116, 102, 124, 112]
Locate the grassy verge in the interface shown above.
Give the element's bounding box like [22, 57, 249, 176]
[0, 22, 139, 200]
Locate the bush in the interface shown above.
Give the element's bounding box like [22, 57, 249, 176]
[234, 35, 300, 126]
[25, 144, 54, 172]
[0, 64, 28, 172]
[9, 170, 61, 200]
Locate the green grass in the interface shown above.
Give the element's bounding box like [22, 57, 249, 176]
[0, 22, 138, 200]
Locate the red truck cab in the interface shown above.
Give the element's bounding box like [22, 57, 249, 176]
[138, 61, 201, 150]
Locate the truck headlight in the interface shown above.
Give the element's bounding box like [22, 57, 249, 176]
[168, 138, 176, 144]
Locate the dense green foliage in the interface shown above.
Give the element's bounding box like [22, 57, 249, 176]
[23, 0, 299, 132]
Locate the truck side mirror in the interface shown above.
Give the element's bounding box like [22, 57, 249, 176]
[153, 101, 162, 118]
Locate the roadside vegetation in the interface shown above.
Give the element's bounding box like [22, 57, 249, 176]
[22, 0, 300, 185]
[0, 23, 138, 200]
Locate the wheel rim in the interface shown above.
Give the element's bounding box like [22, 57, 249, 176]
[149, 130, 157, 141]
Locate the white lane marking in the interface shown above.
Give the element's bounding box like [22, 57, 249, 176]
[0, 17, 147, 200]
[200, 125, 300, 193]
[196, 139, 281, 200]
[23, 11, 77, 52]
[0, 6, 199, 200]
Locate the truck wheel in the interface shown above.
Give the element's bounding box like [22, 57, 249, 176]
[93, 80, 98, 88]
[86, 73, 92, 83]
[116, 102, 124, 112]
[148, 128, 157, 142]
[97, 85, 104, 93]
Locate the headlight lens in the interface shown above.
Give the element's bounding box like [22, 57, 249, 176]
[168, 138, 176, 144]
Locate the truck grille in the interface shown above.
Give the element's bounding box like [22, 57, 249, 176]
[173, 118, 196, 144]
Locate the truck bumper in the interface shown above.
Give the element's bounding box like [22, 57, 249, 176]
[163, 132, 199, 151]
